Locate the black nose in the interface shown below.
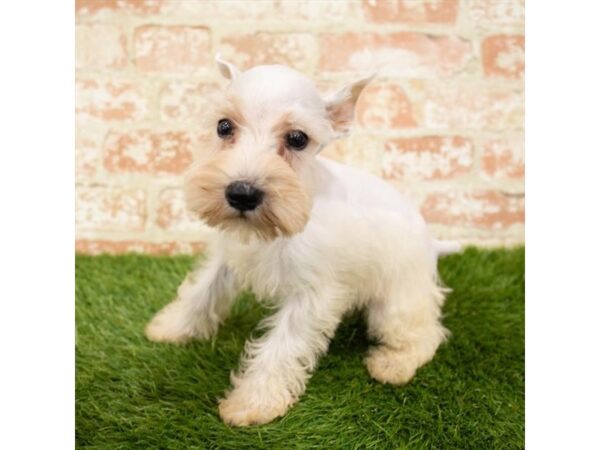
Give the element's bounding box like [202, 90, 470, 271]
[225, 181, 264, 212]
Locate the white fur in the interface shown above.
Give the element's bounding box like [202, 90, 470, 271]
[146, 58, 461, 426]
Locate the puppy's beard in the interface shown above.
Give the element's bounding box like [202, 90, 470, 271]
[185, 154, 311, 241]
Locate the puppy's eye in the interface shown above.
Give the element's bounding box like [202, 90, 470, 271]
[217, 118, 234, 138]
[285, 130, 309, 151]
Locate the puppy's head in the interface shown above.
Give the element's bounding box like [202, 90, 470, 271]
[185, 56, 373, 241]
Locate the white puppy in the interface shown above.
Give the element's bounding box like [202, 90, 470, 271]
[146, 56, 460, 426]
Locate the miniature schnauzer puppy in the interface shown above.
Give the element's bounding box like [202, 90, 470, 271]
[145, 55, 460, 426]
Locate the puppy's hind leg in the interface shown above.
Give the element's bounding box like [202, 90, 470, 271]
[365, 273, 448, 385]
[145, 255, 239, 343]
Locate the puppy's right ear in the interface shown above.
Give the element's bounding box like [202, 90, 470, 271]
[215, 53, 240, 81]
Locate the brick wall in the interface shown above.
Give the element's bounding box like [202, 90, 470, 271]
[75, 0, 525, 254]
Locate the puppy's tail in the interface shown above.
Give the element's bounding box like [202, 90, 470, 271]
[434, 239, 462, 257]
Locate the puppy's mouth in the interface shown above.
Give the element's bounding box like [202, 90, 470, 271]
[184, 156, 311, 240]
[230, 208, 257, 223]
[232, 203, 261, 219]
[226, 203, 266, 224]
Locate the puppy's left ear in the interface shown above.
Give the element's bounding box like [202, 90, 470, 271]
[215, 53, 240, 81]
[324, 73, 375, 138]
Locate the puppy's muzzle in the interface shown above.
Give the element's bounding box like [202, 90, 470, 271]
[225, 181, 264, 212]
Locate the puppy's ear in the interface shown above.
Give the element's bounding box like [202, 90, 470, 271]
[324, 73, 375, 138]
[215, 53, 240, 81]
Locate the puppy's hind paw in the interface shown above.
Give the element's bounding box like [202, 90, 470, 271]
[365, 345, 420, 385]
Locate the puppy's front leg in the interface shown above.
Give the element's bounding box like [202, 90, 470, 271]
[219, 290, 344, 426]
[145, 255, 239, 343]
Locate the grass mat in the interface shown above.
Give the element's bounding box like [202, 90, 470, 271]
[76, 247, 524, 449]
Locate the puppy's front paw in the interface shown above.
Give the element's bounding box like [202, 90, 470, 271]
[365, 345, 419, 385]
[145, 300, 216, 343]
[218, 384, 294, 426]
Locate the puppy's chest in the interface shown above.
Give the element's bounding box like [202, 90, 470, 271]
[222, 241, 297, 300]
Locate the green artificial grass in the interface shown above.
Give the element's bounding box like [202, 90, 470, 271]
[76, 247, 524, 449]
